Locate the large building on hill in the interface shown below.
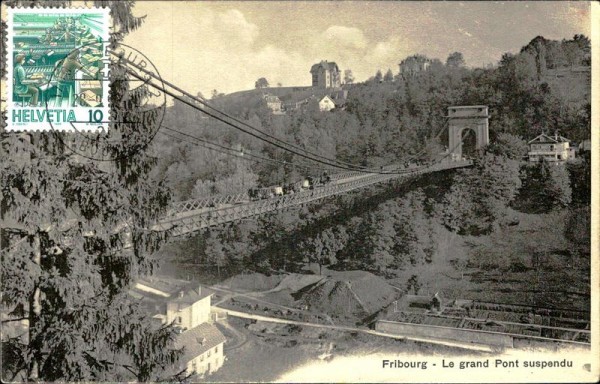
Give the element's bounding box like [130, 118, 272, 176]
[131, 277, 226, 379]
[527, 133, 574, 163]
[399, 55, 432, 77]
[310, 60, 341, 88]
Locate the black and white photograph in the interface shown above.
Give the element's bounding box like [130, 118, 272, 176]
[1, 1, 597, 382]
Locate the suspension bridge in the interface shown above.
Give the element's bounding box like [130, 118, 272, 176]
[154, 159, 472, 236]
[103, 54, 488, 237]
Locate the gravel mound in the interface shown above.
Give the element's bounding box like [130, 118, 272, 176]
[297, 270, 398, 319]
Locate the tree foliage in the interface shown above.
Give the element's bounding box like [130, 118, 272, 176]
[383, 69, 394, 82]
[343, 69, 354, 84]
[446, 52, 465, 68]
[153, 34, 589, 203]
[516, 163, 572, 213]
[442, 153, 522, 234]
[255, 77, 269, 89]
[1, 1, 182, 381]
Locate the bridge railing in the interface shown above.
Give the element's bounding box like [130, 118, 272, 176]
[166, 170, 370, 217]
[155, 160, 472, 236]
[167, 192, 249, 216]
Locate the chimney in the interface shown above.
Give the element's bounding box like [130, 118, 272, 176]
[179, 290, 184, 298]
[197, 285, 202, 295]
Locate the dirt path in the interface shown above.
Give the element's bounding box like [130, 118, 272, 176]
[217, 318, 248, 351]
[211, 286, 299, 312]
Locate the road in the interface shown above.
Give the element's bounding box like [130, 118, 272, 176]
[213, 306, 496, 353]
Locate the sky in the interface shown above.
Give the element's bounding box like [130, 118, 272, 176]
[125, 1, 591, 97]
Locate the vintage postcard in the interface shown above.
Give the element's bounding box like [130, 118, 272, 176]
[0, 1, 597, 383]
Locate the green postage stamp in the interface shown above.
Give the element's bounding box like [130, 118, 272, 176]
[5, 7, 110, 131]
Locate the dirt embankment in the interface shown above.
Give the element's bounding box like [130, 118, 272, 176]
[220, 270, 400, 323]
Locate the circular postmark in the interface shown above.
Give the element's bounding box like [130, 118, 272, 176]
[43, 41, 166, 161]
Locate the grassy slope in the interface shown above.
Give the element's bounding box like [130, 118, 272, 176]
[388, 208, 589, 312]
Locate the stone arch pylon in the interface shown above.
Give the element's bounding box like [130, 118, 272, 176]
[448, 105, 489, 158]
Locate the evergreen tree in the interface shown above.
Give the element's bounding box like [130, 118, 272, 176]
[374, 70, 383, 83]
[343, 69, 354, 84]
[383, 69, 394, 82]
[1, 1, 183, 381]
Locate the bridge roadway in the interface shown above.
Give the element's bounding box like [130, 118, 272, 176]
[153, 160, 472, 237]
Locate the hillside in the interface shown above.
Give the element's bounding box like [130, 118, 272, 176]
[219, 86, 328, 104]
[542, 66, 591, 104]
[152, 34, 590, 316]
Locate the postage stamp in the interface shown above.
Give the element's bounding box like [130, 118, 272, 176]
[5, 7, 110, 131]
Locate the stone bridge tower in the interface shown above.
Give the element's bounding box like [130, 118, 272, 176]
[448, 105, 489, 158]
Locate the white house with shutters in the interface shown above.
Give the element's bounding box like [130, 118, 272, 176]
[131, 277, 226, 379]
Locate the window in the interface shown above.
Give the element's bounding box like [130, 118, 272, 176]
[200, 354, 204, 362]
[207, 350, 211, 357]
[215, 345, 219, 353]
[177, 316, 182, 324]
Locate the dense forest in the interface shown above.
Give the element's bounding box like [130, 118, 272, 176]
[151, 34, 590, 200]
[151, 35, 591, 309]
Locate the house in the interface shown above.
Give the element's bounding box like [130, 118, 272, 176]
[282, 95, 314, 112]
[263, 94, 284, 114]
[399, 55, 432, 77]
[310, 60, 341, 88]
[131, 277, 227, 379]
[527, 133, 572, 163]
[318, 95, 336, 111]
[174, 322, 227, 379]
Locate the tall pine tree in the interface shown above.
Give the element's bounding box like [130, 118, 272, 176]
[2, 1, 184, 381]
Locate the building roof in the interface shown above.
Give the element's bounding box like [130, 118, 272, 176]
[310, 60, 339, 73]
[449, 105, 488, 109]
[131, 277, 212, 307]
[319, 95, 335, 103]
[175, 322, 227, 363]
[528, 133, 570, 145]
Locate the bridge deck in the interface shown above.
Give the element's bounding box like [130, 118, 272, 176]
[154, 160, 472, 236]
